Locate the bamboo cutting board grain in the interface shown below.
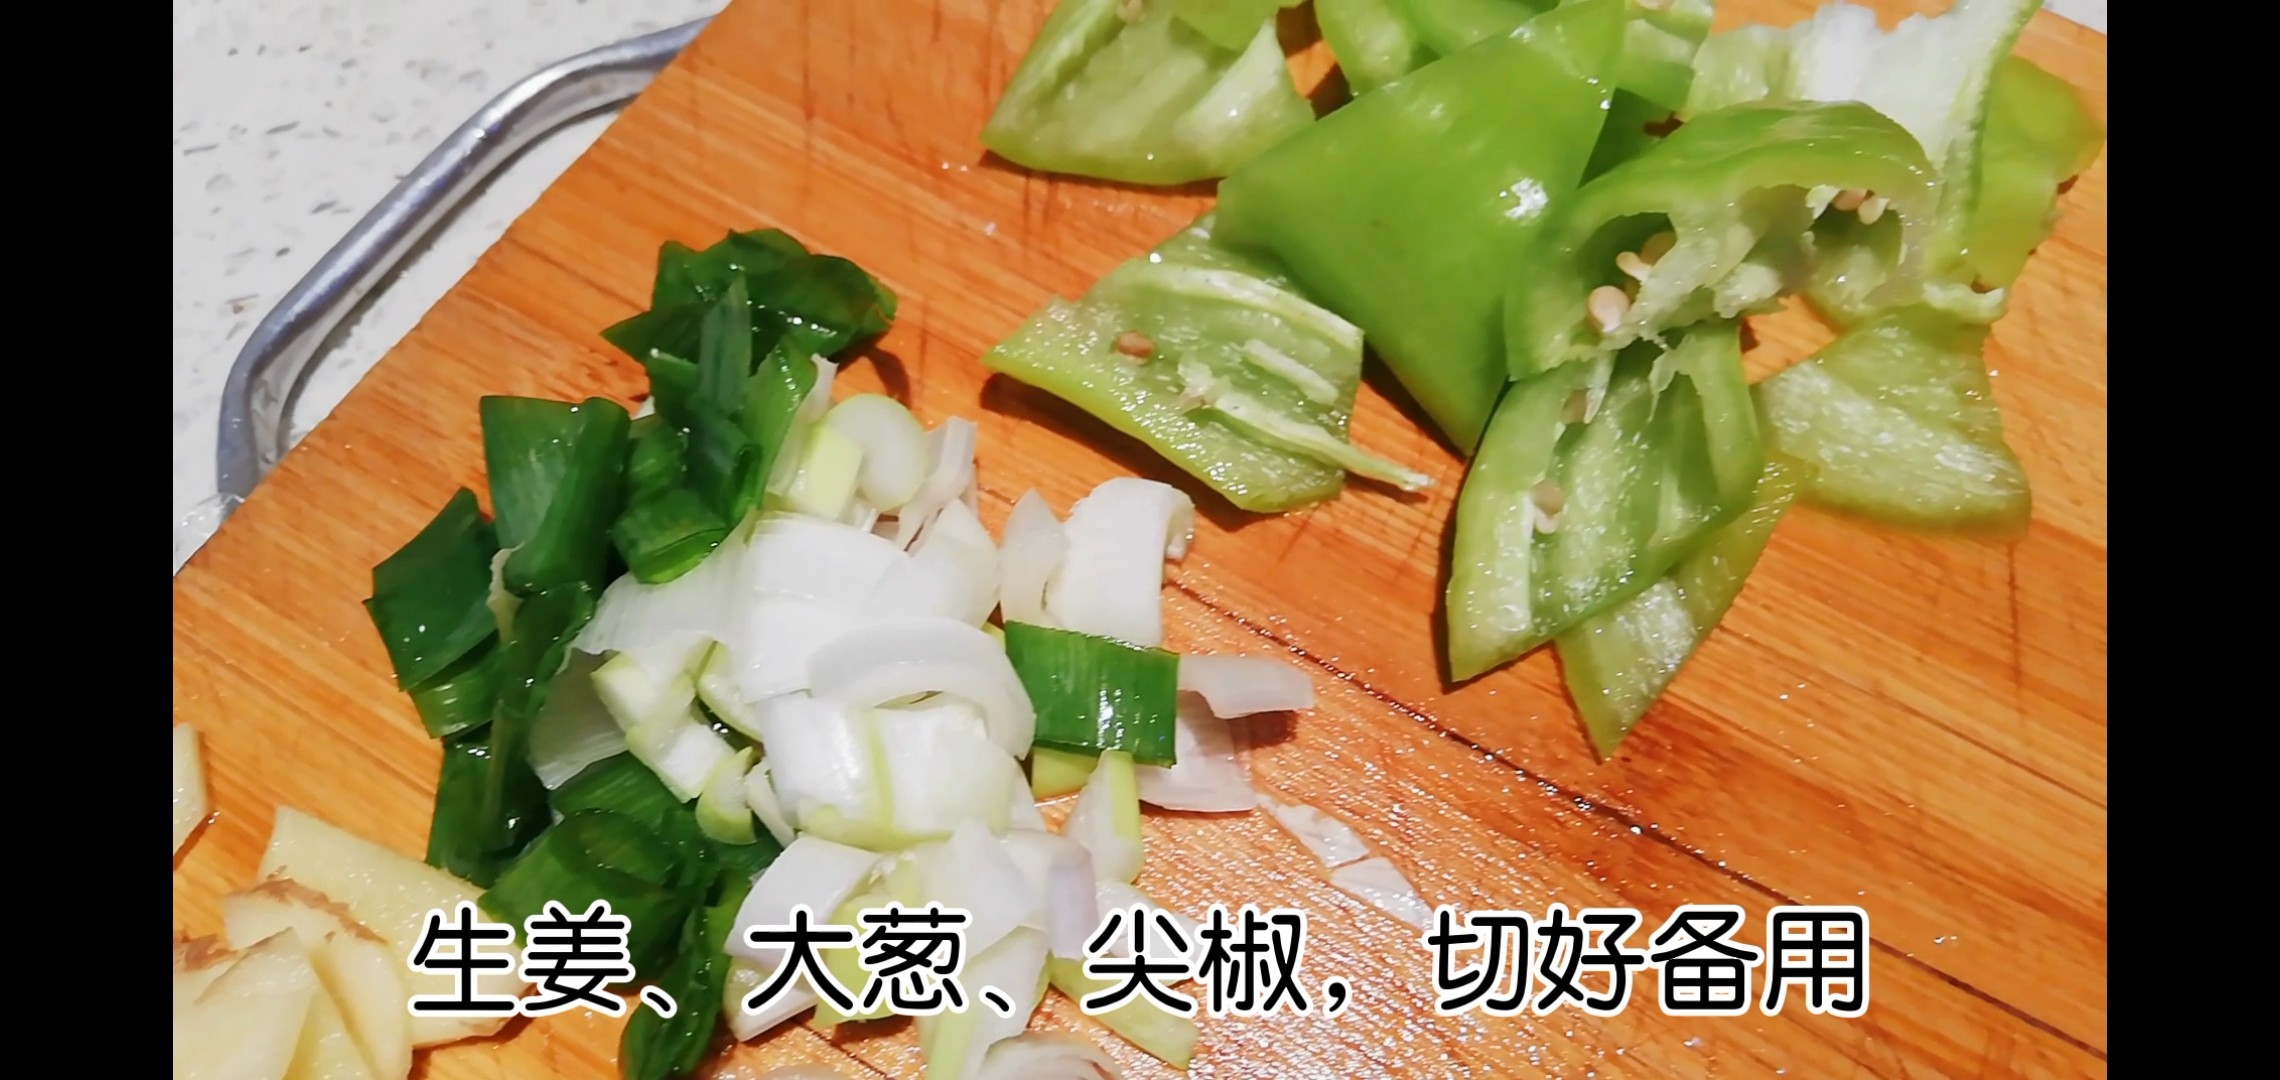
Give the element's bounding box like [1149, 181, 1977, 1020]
[170, 1, 2108, 1076]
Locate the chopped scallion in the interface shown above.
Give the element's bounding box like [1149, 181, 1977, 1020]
[1004, 623, 1180, 765]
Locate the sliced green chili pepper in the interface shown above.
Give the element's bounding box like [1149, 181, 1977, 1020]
[1506, 100, 1935, 381]
[1394, 0, 1549, 57]
[1365, 1, 1706, 178]
[1556, 455, 1809, 760]
[983, 214, 1427, 510]
[1447, 321, 1762, 682]
[1688, 0, 2044, 323]
[1959, 54, 2105, 290]
[1597, 0, 1712, 115]
[1216, 0, 1627, 451]
[981, 0, 1314, 185]
[1175, 0, 1297, 50]
[1753, 307, 2029, 532]
[1317, 0, 1435, 93]
[1389, 1, 1706, 112]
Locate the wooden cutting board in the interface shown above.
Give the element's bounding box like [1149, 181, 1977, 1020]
[171, 1, 2108, 1076]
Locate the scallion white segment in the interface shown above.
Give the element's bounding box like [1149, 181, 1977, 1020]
[1133, 696, 1253, 812]
[727, 835, 884, 969]
[1062, 750, 1143, 883]
[1046, 478, 1196, 648]
[895, 417, 980, 548]
[918, 820, 1036, 957]
[825, 393, 932, 509]
[765, 356, 842, 497]
[1177, 654, 1316, 717]
[625, 716, 735, 802]
[809, 616, 1037, 758]
[1091, 880, 1199, 960]
[921, 926, 1052, 1080]
[725, 961, 817, 1041]
[1000, 830, 1099, 960]
[172, 725, 208, 855]
[592, 639, 704, 732]
[748, 695, 884, 840]
[725, 596, 862, 701]
[697, 748, 760, 845]
[979, 1033, 1128, 1080]
[742, 759, 799, 848]
[871, 497, 1000, 626]
[1257, 794, 1369, 869]
[742, 514, 904, 606]
[525, 653, 629, 789]
[878, 700, 1029, 841]
[782, 423, 867, 522]
[576, 539, 742, 654]
[997, 490, 1068, 626]
[1329, 856, 1432, 929]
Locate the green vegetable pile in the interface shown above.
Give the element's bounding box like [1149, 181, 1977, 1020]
[982, 0, 2101, 757]
[364, 229, 896, 1079]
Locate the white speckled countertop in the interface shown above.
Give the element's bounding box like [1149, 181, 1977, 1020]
[169, 0, 2107, 570]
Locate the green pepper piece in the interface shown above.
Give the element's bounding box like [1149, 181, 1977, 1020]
[1447, 321, 1763, 682]
[1597, 0, 1711, 115]
[1753, 308, 2029, 532]
[1317, 0, 1435, 93]
[1176, 0, 1299, 50]
[981, 0, 1314, 186]
[1216, 0, 1628, 451]
[1507, 101, 1937, 381]
[983, 214, 1428, 511]
[1392, 1, 1706, 112]
[1574, 0, 1713, 181]
[1367, 1, 1705, 177]
[1556, 455, 1810, 760]
[1959, 55, 2105, 290]
[1394, 0, 1549, 57]
[1688, 0, 2044, 322]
